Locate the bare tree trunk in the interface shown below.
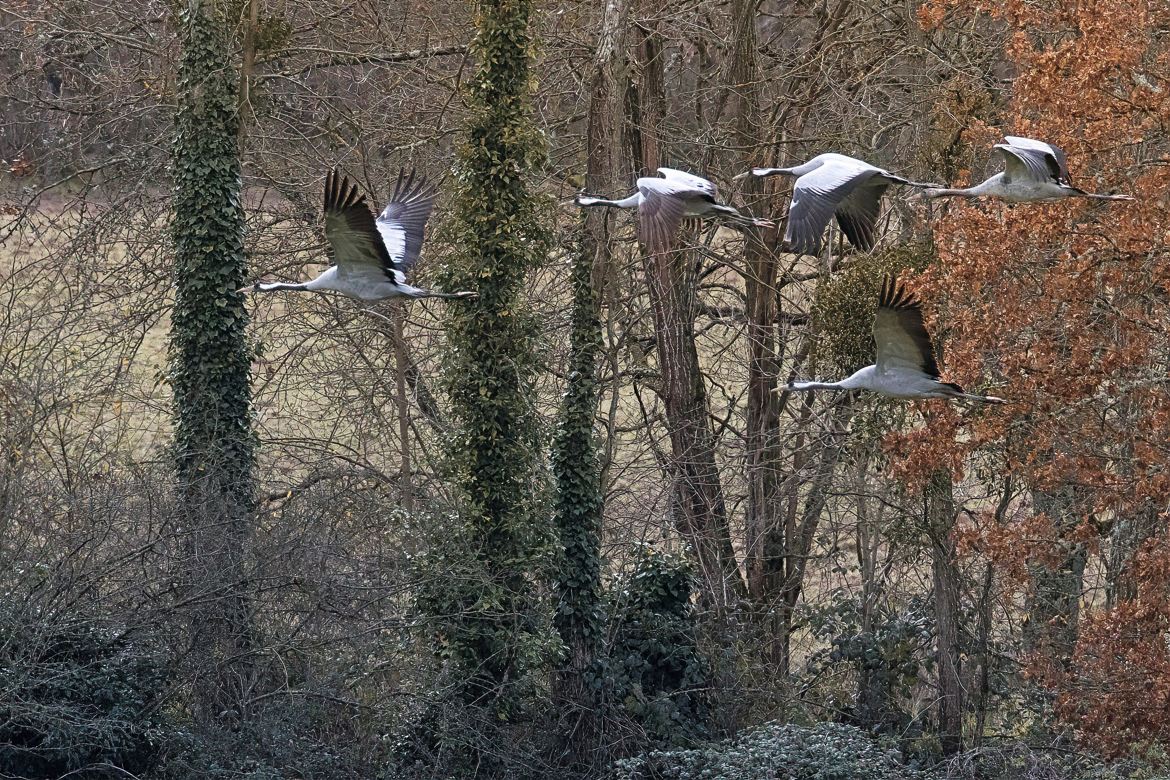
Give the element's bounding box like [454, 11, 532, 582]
[727, 0, 783, 604]
[770, 397, 854, 673]
[362, 306, 416, 515]
[971, 560, 994, 745]
[926, 468, 963, 755]
[1025, 482, 1087, 666]
[722, 0, 865, 672]
[236, 0, 258, 138]
[391, 305, 413, 514]
[968, 474, 1012, 745]
[853, 453, 893, 730]
[626, 21, 744, 610]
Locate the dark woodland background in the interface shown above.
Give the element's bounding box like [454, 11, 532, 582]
[3, 0, 1170, 778]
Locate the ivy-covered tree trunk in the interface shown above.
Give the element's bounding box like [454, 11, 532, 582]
[430, 0, 550, 707]
[551, 0, 626, 763]
[170, 0, 256, 723]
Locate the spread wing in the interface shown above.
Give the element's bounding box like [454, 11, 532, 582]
[835, 178, 891, 252]
[323, 169, 394, 272]
[873, 276, 939, 378]
[375, 168, 438, 279]
[656, 167, 718, 199]
[1004, 136, 1070, 182]
[786, 163, 879, 255]
[994, 142, 1062, 185]
[637, 181, 689, 255]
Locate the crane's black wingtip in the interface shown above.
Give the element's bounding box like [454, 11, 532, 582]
[389, 166, 437, 204]
[878, 275, 920, 311]
[324, 167, 367, 212]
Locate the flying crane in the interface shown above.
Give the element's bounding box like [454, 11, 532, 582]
[784, 277, 1006, 403]
[924, 136, 1133, 202]
[244, 169, 476, 302]
[744, 153, 938, 256]
[574, 167, 774, 253]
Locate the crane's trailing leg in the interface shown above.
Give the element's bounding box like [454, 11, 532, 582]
[414, 289, 478, 300]
[706, 203, 775, 229]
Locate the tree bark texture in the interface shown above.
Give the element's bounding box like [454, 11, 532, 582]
[727, 0, 784, 607]
[927, 468, 963, 755]
[627, 21, 745, 611]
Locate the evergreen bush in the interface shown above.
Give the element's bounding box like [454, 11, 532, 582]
[0, 614, 167, 779]
[593, 547, 711, 749]
[609, 721, 929, 780]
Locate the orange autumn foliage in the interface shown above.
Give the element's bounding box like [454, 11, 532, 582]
[914, 0, 1170, 755]
[1054, 542, 1170, 755]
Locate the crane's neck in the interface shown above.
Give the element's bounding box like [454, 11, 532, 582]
[254, 281, 311, 293]
[788, 380, 844, 392]
[751, 166, 795, 178]
[923, 184, 981, 199]
[708, 203, 745, 220]
[577, 193, 640, 209]
[754, 159, 822, 178]
[786, 158, 827, 177]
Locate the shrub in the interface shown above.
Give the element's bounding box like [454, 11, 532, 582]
[938, 742, 1170, 780]
[156, 715, 358, 780]
[800, 592, 932, 736]
[608, 721, 929, 780]
[0, 613, 167, 779]
[591, 546, 711, 750]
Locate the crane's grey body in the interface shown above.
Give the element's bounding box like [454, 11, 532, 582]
[790, 365, 976, 400]
[575, 167, 773, 253]
[256, 264, 438, 301]
[747, 153, 937, 256]
[924, 136, 1132, 202]
[785, 277, 1005, 404]
[246, 169, 476, 302]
